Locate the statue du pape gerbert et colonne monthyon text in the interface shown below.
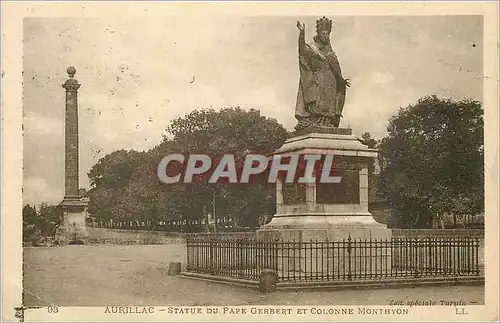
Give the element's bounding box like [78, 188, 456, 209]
[295, 17, 351, 129]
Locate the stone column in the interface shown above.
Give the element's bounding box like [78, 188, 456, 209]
[305, 170, 317, 210]
[275, 177, 283, 214]
[57, 67, 89, 245]
[63, 66, 81, 198]
[359, 166, 369, 213]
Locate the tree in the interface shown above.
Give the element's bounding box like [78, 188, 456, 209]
[87, 107, 289, 232]
[79, 188, 89, 198]
[359, 132, 378, 149]
[22, 204, 38, 241]
[164, 107, 289, 230]
[379, 96, 483, 228]
[87, 149, 147, 223]
[37, 203, 63, 237]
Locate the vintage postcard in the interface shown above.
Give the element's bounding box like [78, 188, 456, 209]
[1, 1, 499, 322]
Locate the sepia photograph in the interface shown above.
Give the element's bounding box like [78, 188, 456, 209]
[1, 1, 498, 322]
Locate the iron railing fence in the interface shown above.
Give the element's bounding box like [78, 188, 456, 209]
[185, 235, 481, 282]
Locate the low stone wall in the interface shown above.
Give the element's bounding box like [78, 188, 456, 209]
[186, 232, 257, 239]
[83, 228, 485, 247]
[392, 229, 484, 239]
[85, 227, 185, 245]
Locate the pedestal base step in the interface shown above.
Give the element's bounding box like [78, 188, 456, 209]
[180, 272, 484, 291]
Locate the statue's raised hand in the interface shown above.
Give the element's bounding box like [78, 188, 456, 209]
[297, 21, 305, 32]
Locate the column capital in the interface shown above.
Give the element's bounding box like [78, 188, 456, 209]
[62, 66, 81, 91]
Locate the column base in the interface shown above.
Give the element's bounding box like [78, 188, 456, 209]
[256, 215, 392, 278]
[257, 214, 391, 241]
[56, 196, 89, 245]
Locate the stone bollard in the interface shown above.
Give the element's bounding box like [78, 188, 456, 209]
[259, 269, 278, 293]
[168, 261, 182, 276]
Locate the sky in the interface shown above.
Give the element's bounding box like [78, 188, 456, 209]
[23, 15, 483, 205]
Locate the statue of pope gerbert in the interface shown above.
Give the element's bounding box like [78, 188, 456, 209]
[295, 17, 350, 129]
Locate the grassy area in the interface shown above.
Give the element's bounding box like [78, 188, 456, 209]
[23, 244, 484, 306]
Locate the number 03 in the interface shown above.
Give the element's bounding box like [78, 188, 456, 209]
[47, 306, 59, 313]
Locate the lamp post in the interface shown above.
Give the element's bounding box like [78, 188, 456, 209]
[212, 188, 217, 233]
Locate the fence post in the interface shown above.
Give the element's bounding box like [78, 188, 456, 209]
[186, 235, 191, 271]
[209, 236, 215, 274]
[347, 235, 352, 281]
[274, 238, 279, 275]
[448, 239, 454, 275]
[414, 238, 420, 278]
[475, 237, 480, 276]
[427, 237, 432, 274]
[238, 238, 243, 278]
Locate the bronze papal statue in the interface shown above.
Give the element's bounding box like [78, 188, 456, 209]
[295, 17, 350, 129]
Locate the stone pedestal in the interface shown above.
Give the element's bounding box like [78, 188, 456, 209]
[258, 129, 390, 237]
[56, 196, 88, 244]
[168, 262, 182, 276]
[256, 129, 392, 278]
